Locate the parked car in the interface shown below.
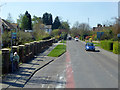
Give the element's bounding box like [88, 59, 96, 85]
[68, 36, 72, 40]
[85, 43, 95, 51]
[75, 37, 79, 41]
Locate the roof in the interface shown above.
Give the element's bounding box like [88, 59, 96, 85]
[11, 23, 18, 29]
[2, 19, 15, 30]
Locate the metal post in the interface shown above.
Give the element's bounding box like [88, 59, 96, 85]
[10, 30, 13, 72]
[0, 18, 2, 49]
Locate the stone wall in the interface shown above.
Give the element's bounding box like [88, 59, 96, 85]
[1, 38, 55, 74]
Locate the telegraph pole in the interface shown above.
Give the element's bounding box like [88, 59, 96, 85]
[88, 18, 90, 30]
[0, 3, 7, 48]
[88, 18, 89, 25]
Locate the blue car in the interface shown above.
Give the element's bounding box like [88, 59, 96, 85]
[85, 43, 95, 51]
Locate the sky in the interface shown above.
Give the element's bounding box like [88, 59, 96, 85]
[0, 2, 118, 28]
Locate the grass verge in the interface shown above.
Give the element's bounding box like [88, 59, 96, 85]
[48, 45, 66, 57]
[0, 51, 1, 55]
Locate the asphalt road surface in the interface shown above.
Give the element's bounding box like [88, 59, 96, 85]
[67, 40, 118, 88]
[24, 40, 118, 88]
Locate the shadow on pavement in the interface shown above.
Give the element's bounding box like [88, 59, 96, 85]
[3, 82, 24, 87]
[19, 67, 36, 70]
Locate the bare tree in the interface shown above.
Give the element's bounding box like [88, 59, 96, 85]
[6, 13, 14, 23]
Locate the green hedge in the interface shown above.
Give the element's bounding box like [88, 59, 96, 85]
[100, 40, 113, 51]
[113, 41, 120, 54]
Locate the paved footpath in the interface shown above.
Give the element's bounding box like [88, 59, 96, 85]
[1, 42, 61, 90]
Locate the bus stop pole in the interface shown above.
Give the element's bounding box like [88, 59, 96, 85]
[10, 30, 13, 72]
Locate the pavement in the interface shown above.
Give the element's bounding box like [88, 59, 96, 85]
[1, 42, 62, 90]
[23, 50, 67, 88]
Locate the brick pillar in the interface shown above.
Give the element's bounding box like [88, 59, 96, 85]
[41, 41, 44, 52]
[2, 48, 10, 74]
[25, 43, 30, 62]
[48, 40, 50, 46]
[38, 41, 41, 53]
[39, 41, 41, 53]
[45, 40, 48, 49]
[29, 42, 33, 59]
[18, 45, 25, 63]
[34, 41, 37, 55]
[30, 42, 34, 59]
[36, 41, 39, 54]
[12, 46, 19, 54]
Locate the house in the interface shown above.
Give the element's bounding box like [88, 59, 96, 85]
[93, 24, 113, 32]
[93, 24, 103, 31]
[11, 23, 20, 31]
[44, 25, 52, 34]
[25, 30, 33, 32]
[1, 19, 16, 32]
[33, 24, 52, 34]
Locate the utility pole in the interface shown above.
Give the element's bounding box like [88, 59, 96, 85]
[0, 3, 7, 48]
[88, 18, 90, 30]
[88, 18, 89, 25]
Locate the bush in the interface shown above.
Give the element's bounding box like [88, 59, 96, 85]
[110, 36, 119, 41]
[113, 41, 120, 54]
[50, 29, 61, 36]
[100, 40, 113, 51]
[17, 31, 33, 45]
[33, 29, 49, 41]
[2, 31, 11, 48]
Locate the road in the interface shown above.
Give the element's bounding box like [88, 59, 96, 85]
[24, 40, 118, 88]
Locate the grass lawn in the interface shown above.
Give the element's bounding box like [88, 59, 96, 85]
[60, 40, 66, 43]
[48, 45, 66, 57]
[93, 42, 100, 47]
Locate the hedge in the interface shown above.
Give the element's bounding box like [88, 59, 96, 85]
[113, 41, 120, 54]
[100, 40, 113, 51]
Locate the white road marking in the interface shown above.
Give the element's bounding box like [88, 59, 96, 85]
[42, 84, 44, 88]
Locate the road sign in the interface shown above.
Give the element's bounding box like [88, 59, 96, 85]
[12, 32, 16, 39]
[97, 32, 100, 39]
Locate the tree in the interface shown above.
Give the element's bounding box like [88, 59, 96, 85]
[32, 15, 42, 25]
[6, 13, 14, 23]
[59, 21, 70, 31]
[21, 11, 32, 30]
[33, 21, 49, 40]
[21, 15, 29, 30]
[52, 16, 61, 29]
[70, 21, 90, 38]
[42, 12, 53, 25]
[25, 11, 32, 30]
[17, 14, 24, 28]
[51, 29, 61, 36]
[73, 21, 80, 29]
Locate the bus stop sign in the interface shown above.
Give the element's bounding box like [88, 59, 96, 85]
[12, 32, 16, 39]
